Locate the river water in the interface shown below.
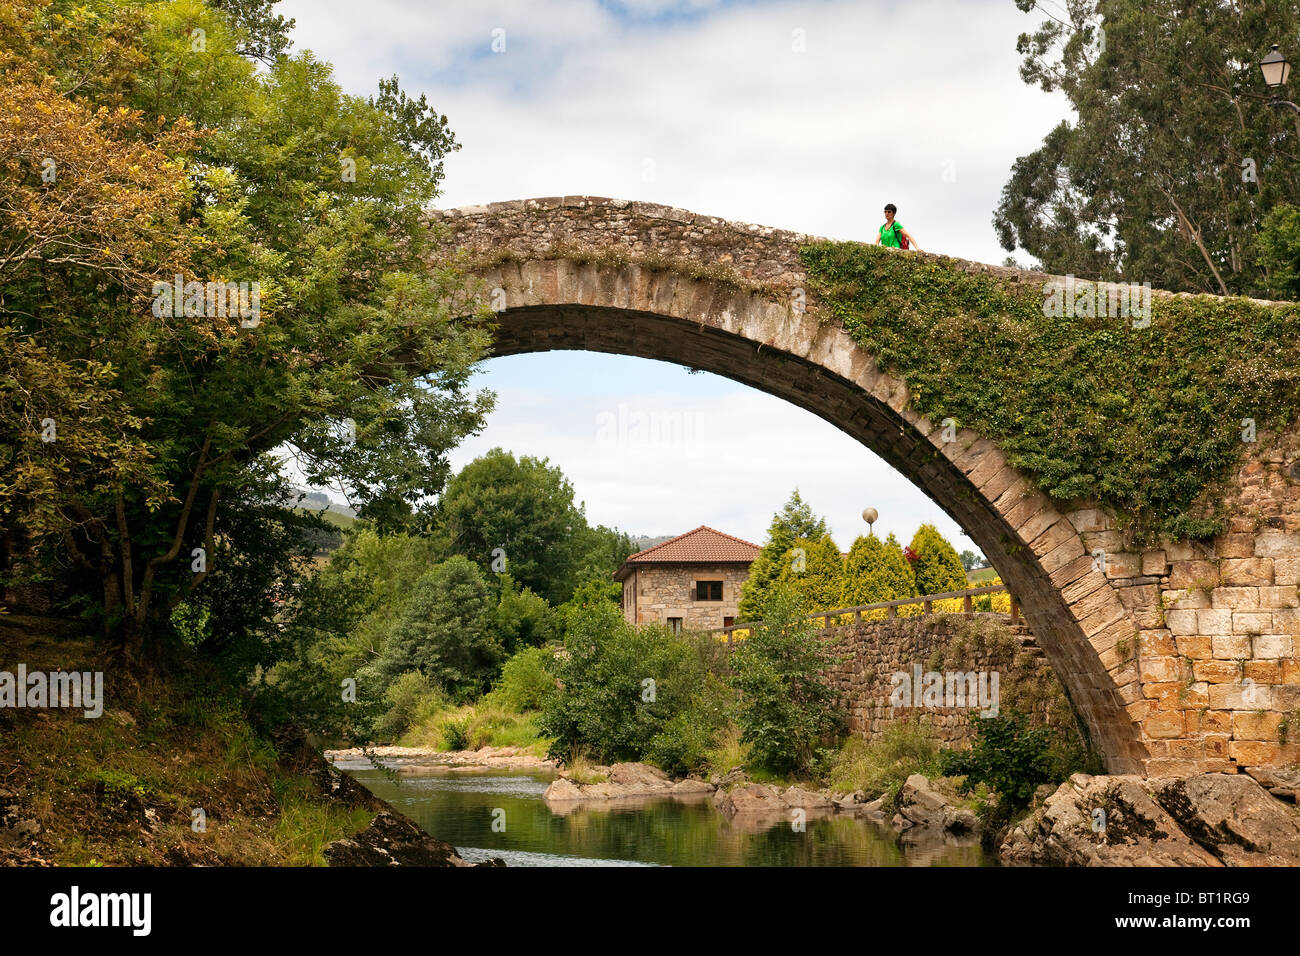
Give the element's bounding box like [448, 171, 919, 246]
[337, 757, 997, 867]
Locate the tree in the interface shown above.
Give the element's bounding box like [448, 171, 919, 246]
[209, 0, 296, 63]
[570, 523, 637, 587]
[364, 556, 503, 702]
[0, 0, 494, 653]
[842, 532, 917, 607]
[995, 0, 1300, 296]
[539, 600, 723, 764]
[433, 448, 587, 606]
[776, 534, 845, 613]
[492, 580, 560, 657]
[909, 524, 968, 596]
[737, 489, 829, 620]
[730, 585, 845, 776]
[1258, 202, 1300, 300]
[959, 549, 987, 572]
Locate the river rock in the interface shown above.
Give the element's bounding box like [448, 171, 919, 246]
[1152, 775, 1300, 866]
[324, 811, 483, 867]
[670, 778, 715, 795]
[1001, 774, 1229, 866]
[545, 762, 683, 802]
[715, 783, 785, 815]
[543, 777, 586, 802]
[1245, 766, 1300, 803]
[782, 786, 833, 809]
[607, 762, 673, 790]
[897, 774, 952, 828]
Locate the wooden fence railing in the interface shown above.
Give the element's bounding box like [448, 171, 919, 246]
[712, 584, 1019, 643]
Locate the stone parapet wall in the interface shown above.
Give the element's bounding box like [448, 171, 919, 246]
[821, 613, 1078, 751]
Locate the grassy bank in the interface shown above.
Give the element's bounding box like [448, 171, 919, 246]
[0, 615, 377, 866]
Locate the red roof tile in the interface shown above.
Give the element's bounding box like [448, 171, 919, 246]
[613, 526, 760, 581]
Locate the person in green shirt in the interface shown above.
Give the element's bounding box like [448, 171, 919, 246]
[875, 203, 922, 252]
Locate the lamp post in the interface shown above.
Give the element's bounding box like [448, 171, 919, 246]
[861, 507, 878, 536]
[1260, 44, 1300, 137]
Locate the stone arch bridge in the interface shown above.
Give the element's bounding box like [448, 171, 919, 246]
[432, 195, 1300, 778]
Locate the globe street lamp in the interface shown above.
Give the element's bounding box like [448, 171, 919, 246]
[1261, 44, 1300, 136]
[861, 507, 878, 536]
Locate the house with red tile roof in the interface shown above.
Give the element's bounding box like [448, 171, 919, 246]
[612, 525, 760, 632]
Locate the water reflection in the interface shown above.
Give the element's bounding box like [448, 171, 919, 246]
[341, 764, 995, 868]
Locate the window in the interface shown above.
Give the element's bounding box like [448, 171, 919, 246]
[723, 616, 734, 628]
[695, 580, 723, 602]
[667, 617, 683, 634]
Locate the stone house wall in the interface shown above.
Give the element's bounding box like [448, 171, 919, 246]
[622, 563, 750, 630]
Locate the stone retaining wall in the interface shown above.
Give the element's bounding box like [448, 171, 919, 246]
[821, 613, 1081, 750]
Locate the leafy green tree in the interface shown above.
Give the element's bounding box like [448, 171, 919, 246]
[842, 532, 917, 607]
[433, 449, 587, 606]
[540, 600, 725, 764]
[737, 490, 829, 620]
[492, 580, 560, 656]
[485, 646, 558, 713]
[209, 0, 295, 62]
[0, 0, 494, 654]
[364, 556, 503, 702]
[571, 523, 637, 586]
[959, 549, 987, 572]
[729, 586, 845, 776]
[776, 534, 845, 613]
[908, 524, 968, 596]
[996, 0, 1300, 296]
[1258, 202, 1300, 300]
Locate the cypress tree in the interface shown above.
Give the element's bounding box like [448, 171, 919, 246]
[738, 490, 829, 620]
[909, 523, 968, 596]
[776, 533, 844, 613]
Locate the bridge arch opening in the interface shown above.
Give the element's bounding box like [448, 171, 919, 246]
[458, 255, 1151, 775]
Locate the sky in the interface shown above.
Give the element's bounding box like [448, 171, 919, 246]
[276, 0, 1071, 551]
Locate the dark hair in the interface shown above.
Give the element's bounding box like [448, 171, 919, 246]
[884, 203, 897, 213]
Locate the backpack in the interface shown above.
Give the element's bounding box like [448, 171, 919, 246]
[892, 222, 909, 250]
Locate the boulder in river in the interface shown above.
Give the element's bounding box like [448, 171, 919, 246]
[1001, 772, 1300, 866]
[324, 811, 500, 867]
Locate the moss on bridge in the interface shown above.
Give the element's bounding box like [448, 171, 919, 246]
[800, 241, 1300, 541]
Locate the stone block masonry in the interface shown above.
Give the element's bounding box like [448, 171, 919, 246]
[820, 613, 1080, 751]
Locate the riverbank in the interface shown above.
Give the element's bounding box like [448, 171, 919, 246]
[0, 615, 475, 866]
[326, 744, 557, 773]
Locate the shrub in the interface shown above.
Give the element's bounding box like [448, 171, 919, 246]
[939, 711, 1054, 807]
[540, 600, 727, 764]
[484, 646, 557, 713]
[372, 670, 441, 742]
[828, 722, 942, 808]
[776, 533, 845, 614]
[842, 532, 916, 608]
[908, 523, 967, 597]
[645, 710, 715, 777]
[730, 586, 845, 777]
[440, 716, 471, 752]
